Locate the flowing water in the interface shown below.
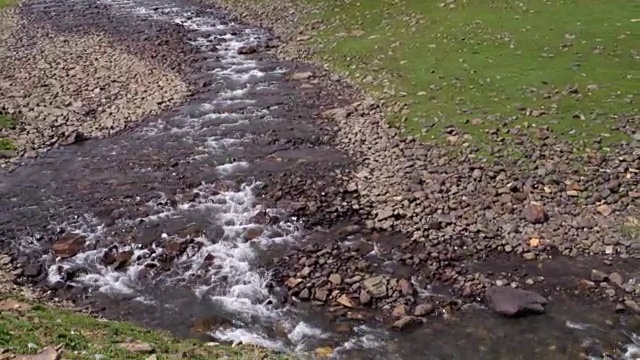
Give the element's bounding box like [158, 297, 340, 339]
[2, 0, 640, 358]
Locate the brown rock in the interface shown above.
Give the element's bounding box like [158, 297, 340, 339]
[577, 279, 596, 291]
[244, 226, 264, 241]
[608, 272, 623, 286]
[391, 304, 408, 319]
[414, 303, 434, 317]
[52, 232, 86, 258]
[398, 278, 413, 296]
[285, 278, 303, 288]
[164, 239, 188, 255]
[596, 204, 613, 217]
[522, 203, 548, 224]
[391, 316, 422, 331]
[113, 251, 133, 270]
[315, 288, 329, 302]
[337, 294, 355, 308]
[237, 45, 258, 55]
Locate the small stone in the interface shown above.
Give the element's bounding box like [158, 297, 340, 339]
[590, 269, 608, 282]
[345, 275, 362, 285]
[398, 278, 413, 296]
[608, 272, 623, 286]
[299, 289, 310, 300]
[391, 304, 408, 319]
[624, 300, 640, 314]
[522, 203, 548, 224]
[359, 290, 372, 305]
[0, 255, 11, 266]
[329, 273, 342, 285]
[523, 252, 536, 260]
[315, 289, 329, 302]
[577, 279, 596, 291]
[285, 278, 303, 288]
[118, 341, 154, 353]
[290, 72, 314, 81]
[337, 294, 354, 308]
[596, 204, 613, 217]
[414, 303, 434, 317]
[23, 264, 41, 277]
[391, 316, 422, 331]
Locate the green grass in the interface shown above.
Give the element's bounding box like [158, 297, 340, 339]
[0, 115, 16, 151]
[301, 0, 638, 150]
[0, 297, 290, 359]
[0, 0, 16, 8]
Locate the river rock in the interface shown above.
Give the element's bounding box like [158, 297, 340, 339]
[391, 304, 408, 319]
[624, 300, 640, 314]
[484, 286, 547, 317]
[608, 272, 623, 286]
[590, 269, 607, 282]
[329, 273, 342, 285]
[362, 276, 387, 298]
[359, 289, 372, 305]
[398, 278, 413, 296]
[391, 316, 422, 331]
[522, 203, 547, 224]
[315, 288, 329, 302]
[414, 303, 434, 317]
[52, 232, 86, 258]
[337, 294, 354, 308]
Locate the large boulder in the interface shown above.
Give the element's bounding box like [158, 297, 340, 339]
[484, 286, 547, 317]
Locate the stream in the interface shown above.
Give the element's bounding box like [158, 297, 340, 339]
[1, 0, 639, 358]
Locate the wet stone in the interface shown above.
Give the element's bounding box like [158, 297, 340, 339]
[484, 286, 547, 317]
[590, 269, 608, 282]
[391, 316, 422, 331]
[52, 232, 87, 258]
[414, 303, 434, 317]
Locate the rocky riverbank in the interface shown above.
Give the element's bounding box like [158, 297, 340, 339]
[212, 0, 640, 325]
[0, 6, 190, 167]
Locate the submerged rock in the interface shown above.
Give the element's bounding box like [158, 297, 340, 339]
[484, 286, 547, 317]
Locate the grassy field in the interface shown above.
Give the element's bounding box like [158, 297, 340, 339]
[0, 297, 290, 359]
[301, 0, 638, 149]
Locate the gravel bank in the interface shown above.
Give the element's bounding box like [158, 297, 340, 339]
[0, 8, 190, 166]
[212, 0, 639, 322]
